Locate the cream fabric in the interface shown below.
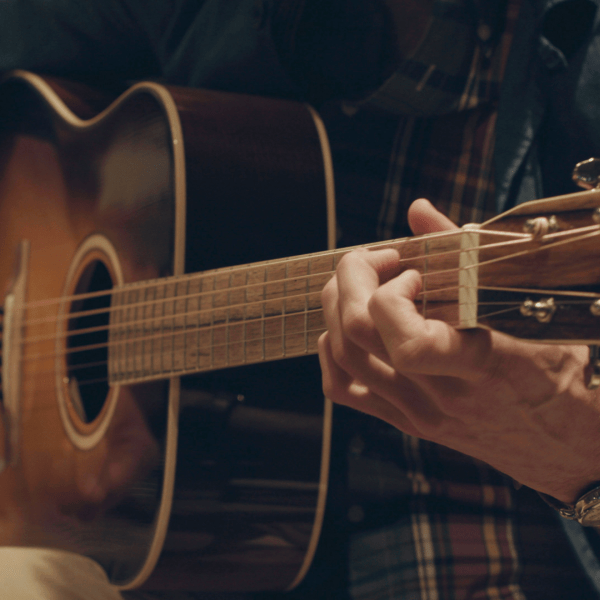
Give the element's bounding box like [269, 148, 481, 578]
[0, 547, 123, 599]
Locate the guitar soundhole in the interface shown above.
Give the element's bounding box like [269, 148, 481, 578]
[66, 260, 112, 424]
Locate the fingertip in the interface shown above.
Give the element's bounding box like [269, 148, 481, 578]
[408, 198, 457, 235]
[401, 268, 423, 299]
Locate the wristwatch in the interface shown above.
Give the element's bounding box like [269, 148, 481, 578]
[539, 486, 600, 527]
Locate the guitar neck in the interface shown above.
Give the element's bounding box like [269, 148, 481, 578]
[108, 230, 467, 385]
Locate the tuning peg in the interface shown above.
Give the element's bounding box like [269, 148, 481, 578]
[520, 297, 556, 323]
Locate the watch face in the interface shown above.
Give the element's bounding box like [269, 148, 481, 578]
[578, 490, 600, 526]
[580, 503, 600, 526]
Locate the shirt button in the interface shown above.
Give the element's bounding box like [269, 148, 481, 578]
[477, 22, 492, 43]
[348, 505, 365, 523]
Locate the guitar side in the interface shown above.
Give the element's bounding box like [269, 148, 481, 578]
[0, 72, 334, 591]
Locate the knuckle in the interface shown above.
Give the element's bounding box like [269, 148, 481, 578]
[337, 249, 366, 272]
[341, 307, 372, 344]
[389, 337, 434, 373]
[368, 284, 393, 313]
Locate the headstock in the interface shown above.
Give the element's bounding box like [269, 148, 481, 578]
[474, 188, 600, 344]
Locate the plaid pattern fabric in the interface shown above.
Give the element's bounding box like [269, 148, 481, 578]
[376, 0, 521, 239]
[346, 419, 599, 600]
[321, 0, 600, 598]
[356, 0, 494, 116]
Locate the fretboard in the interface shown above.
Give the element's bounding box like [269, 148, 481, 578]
[108, 230, 468, 385]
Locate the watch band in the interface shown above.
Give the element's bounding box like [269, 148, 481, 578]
[539, 486, 600, 527]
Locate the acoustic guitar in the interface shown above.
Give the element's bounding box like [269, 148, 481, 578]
[1, 71, 600, 593]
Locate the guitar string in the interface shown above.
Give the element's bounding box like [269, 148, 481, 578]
[3, 227, 600, 365]
[4, 278, 600, 363]
[18, 227, 490, 309]
[13, 300, 561, 385]
[15, 225, 600, 332]
[5, 286, 600, 369]
[15, 283, 600, 347]
[15, 229, 515, 324]
[12, 225, 600, 352]
[11, 291, 592, 374]
[17, 224, 597, 320]
[81, 304, 531, 387]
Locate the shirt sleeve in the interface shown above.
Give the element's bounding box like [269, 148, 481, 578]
[0, 547, 123, 600]
[0, 0, 298, 98]
[0, 0, 159, 83]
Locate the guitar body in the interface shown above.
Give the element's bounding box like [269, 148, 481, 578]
[0, 72, 334, 591]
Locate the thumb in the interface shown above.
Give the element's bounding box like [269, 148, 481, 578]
[408, 198, 458, 235]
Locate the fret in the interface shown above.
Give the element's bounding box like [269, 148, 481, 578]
[282, 262, 287, 357]
[184, 276, 199, 371]
[305, 258, 310, 353]
[133, 287, 142, 378]
[241, 265, 264, 364]
[228, 268, 247, 365]
[140, 284, 148, 378]
[171, 281, 178, 372]
[210, 274, 216, 368]
[133, 286, 142, 379]
[283, 258, 311, 356]
[226, 273, 231, 366]
[125, 288, 134, 380]
[118, 288, 125, 381]
[304, 253, 336, 354]
[149, 283, 158, 376]
[159, 281, 168, 374]
[183, 276, 191, 370]
[139, 286, 148, 378]
[159, 282, 167, 374]
[162, 281, 174, 373]
[398, 232, 461, 322]
[264, 261, 285, 360]
[173, 278, 187, 372]
[212, 271, 232, 368]
[194, 276, 201, 371]
[192, 274, 208, 371]
[262, 265, 266, 362]
[243, 269, 248, 364]
[151, 283, 161, 377]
